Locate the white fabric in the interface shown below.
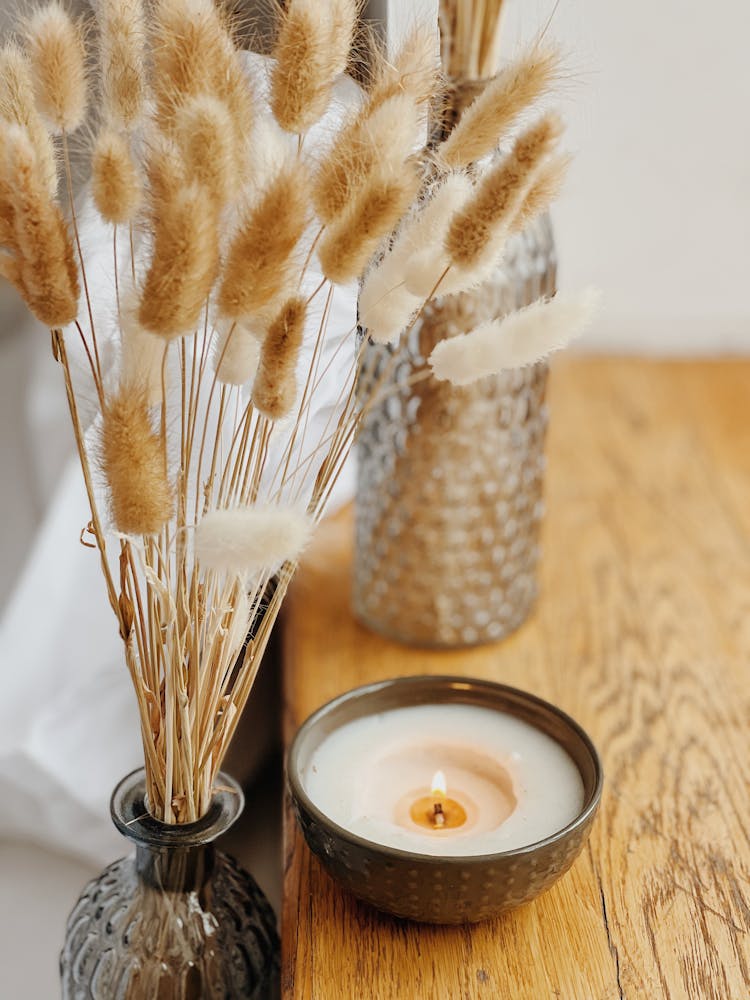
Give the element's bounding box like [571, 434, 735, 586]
[0, 53, 359, 863]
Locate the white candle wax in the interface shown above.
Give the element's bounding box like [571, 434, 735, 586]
[303, 703, 585, 857]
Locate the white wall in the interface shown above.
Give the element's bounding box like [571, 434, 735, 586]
[475, 1, 750, 353]
[370, 0, 750, 354]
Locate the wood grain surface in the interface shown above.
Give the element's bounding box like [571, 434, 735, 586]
[281, 358, 750, 1000]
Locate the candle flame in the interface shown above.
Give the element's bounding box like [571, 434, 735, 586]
[431, 770, 447, 798]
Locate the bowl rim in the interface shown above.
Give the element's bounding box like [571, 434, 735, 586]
[287, 675, 604, 865]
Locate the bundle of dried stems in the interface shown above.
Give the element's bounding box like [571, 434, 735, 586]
[0, 0, 595, 823]
[440, 0, 506, 80]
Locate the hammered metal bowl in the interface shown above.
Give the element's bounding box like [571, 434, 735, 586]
[288, 676, 602, 924]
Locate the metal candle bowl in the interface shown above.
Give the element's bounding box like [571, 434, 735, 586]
[287, 676, 603, 924]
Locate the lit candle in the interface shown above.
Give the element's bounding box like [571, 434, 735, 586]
[303, 703, 585, 857]
[406, 771, 468, 830]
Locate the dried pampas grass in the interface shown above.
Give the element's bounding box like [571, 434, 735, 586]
[313, 92, 419, 225]
[100, 384, 173, 534]
[252, 297, 306, 420]
[0, 44, 58, 197]
[429, 288, 601, 385]
[368, 26, 441, 112]
[195, 504, 313, 575]
[139, 182, 219, 337]
[24, 2, 88, 134]
[1, 124, 79, 327]
[445, 112, 562, 274]
[145, 133, 186, 206]
[92, 127, 142, 224]
[218, 161, 308, 319]
[438, 46, 559, 170]
[176, 95, 235, 207]
[510, 152, 569, 234]
[0, 0, 581, 825]
[359, 263, 422, 345]
[152, 0, 228, 121]
[397, 172, 473, 298]
[440, 0, 506, 79]
[271, 0, 357, 134]
[98, 0, 146, 130]
[358, 174, 473, 341]
[319, 166, 420, 285]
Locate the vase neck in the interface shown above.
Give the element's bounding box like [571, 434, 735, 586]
[135, 840, 216, 892]
[110, 768, 244, 892]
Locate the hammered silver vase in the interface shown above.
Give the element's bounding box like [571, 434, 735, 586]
[353, 205, 557, 648]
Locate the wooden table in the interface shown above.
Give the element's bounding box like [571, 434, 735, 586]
[281, 358, 750, 1000]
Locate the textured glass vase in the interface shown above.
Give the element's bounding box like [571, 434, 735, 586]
[353, 81, 557, 648]
[60, 770, 279, 999]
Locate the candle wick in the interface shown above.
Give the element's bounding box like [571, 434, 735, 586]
[432, 801, 445, 828]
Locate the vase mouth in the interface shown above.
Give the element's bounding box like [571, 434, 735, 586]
[110, 769, 244, 848]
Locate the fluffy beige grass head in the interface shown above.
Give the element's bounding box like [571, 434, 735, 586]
[445, 111, 562, 272]
[100, 383, 173, 535]
[252, 296, 307, 420]
[367, 26, 441, 113]
[0, 44, 57, 196]
[139, 182, 220, 337]
[195, 504, 313, 574]
[120, 287, 167, 405]
[430, 288, 601, 384]
[98, 0, 146, 130]
[271, 0, 357, 134]
[319, 164, 420, 285]
[176, 95, 235, 207]
[313, 92, 419, 225]
[218, 161, 309, 320]
[438, 45, 559, 170]
[24, 2, 88, 133]
[510, 152, 569, 234]
[214, 319, 262, 386]
[1, 123, 79, 327]
[92, 127, 142, 225]
[152, 0, 252, 169]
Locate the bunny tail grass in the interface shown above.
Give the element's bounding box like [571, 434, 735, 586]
[195, 504, 314, 574]
[24, 2, 88, 133]
[120, 289, 167, 405]
[445, 112, 563, 275]
[139, 182, 219, 337]
[319, 166, 420, 286]
[438, 45, 559, 170]
[429, 288, 601, 385]
[271, 0, 357, 134]
[100, 383, 173, 535]
[92, 127, 142, 225]
[1, 124, 79, 327]
[252, 296, 307, 420]
[0, 44, 58, 196]
[218, 161, 308, 320]
[97, 0, 146, 130]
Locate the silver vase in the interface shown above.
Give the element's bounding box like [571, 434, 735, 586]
[353, 212, 557, 647]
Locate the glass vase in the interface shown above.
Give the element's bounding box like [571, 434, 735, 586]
[60, 769, 279, 999]
[353, 81, 557, 648]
